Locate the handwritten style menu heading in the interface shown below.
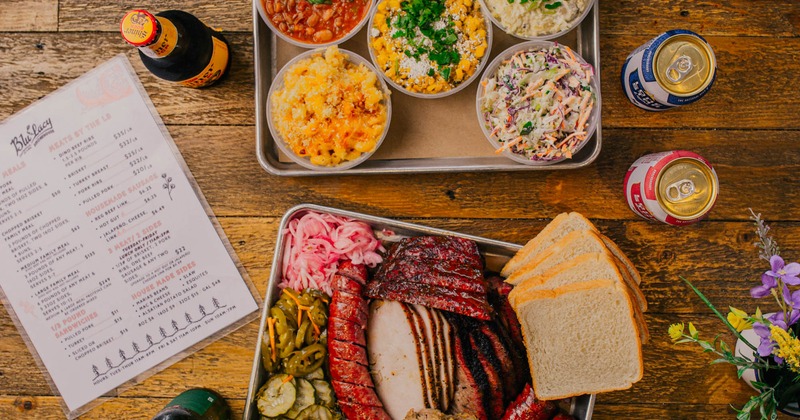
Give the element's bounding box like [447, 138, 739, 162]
[0, 56, 259, 417]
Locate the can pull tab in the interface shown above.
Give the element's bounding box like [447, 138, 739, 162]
[665, 55, 694, 83]
[666, 179, 696, 202]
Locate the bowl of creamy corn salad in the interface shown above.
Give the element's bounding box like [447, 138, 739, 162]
[477, 41, 600, 165]
[479, 0, 594, 40]
[268, 46, 392, 171]
[367, 0, 492, 98]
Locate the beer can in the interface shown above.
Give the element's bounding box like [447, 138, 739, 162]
[624, 150, 719, 225]
[621, 29, 717, 111]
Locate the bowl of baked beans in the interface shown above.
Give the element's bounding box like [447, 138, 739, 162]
[257, 0, 373, 48]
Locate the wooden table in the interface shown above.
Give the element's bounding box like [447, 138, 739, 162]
[2, 0, 799, 418]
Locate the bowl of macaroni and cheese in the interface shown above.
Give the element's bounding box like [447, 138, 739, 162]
[367, 0, 492, 99]
[267, 46, 392, 171]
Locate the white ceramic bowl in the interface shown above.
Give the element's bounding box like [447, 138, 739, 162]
[476, 40, 601, 166]
[256, 0, 374, 49]
[267, 48, 392, 171]
[366, 0, 493, 99]
[478, 0, 595, 41]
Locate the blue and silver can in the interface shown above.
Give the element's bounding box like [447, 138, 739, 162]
[621, 29, 717, 111]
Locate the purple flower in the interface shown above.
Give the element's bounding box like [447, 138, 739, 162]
[783, 283, 800, 311]
[753, 322, 775, 358]
[751, 273, 778, 298]
[767, 309, 800, 329]
[766, 255, 800, 285]
[767, 313, 789, 330]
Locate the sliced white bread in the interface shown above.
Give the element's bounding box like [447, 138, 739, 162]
[516, 279, 643, 400]
[505, 231, 648, 313]
[600, 234, 642, 286]
[508, 252, 649, 344]
[501, 212, 597, 277]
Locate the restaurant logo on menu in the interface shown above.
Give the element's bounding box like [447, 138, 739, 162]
[10, 118, 54, 157]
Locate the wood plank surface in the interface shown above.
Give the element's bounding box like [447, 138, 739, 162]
[165, 125, 800, 220]
[0, 0, 58, 32]
[0, 33, 255, 126]
[2, 34, 800, 129]
[51, 1, 800, 37]
[2, 0, 800, 418]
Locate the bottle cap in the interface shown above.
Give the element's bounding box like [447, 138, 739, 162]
[120, 9, 159, 47]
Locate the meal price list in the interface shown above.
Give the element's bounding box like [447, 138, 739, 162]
[0, 56, 257, 413]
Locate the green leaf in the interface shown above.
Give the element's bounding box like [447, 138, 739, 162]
[544, 1, 562, 9]
[738, 366, 748, 378]
[741, 396, 760, 413]
[307, 0, 332, 4]
[760, 398, 769, 419]
[720, 340, 731, 353]
[520, 121, 534, 135]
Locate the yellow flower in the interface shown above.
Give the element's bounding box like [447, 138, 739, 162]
[668, 323, 685, 341]
[727, 307, 753, 332]
[770, 326, 800, 374]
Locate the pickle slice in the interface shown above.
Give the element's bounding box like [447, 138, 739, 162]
[285, 378, 315, 419]
[256, 373, 297, 417]
[294, 404, 334, 420]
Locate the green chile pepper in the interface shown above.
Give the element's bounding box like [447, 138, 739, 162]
[270, 307, 291, 334]
[260, 337, 278, 373]
[298, 293, 316, 307]
[295, 319, 311, 349]
[285, 343, 326, 377]
[304, 320, 316, 346]
[309, 299, 328, 327]
[278, 331, 296, 358]
[274, 299, 297, 325]
[306, 289, 329, 303]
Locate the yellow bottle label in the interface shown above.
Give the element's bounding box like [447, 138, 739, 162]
[179, 36, 229, 88]
[140, 17, 179, 59]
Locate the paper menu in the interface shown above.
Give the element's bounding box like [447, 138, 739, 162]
[0, 55, 260, 417]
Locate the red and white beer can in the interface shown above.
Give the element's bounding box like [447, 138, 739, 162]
[624, 150, 719, 225]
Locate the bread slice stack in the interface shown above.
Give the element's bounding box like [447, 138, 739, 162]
[502, 212, 646, 400]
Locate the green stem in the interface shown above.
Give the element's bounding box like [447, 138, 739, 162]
[773, 278, 791, 326]
[680, 276, 758, 352]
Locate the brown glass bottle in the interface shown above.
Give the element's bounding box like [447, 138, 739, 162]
[120, 9, 231, 88]
[151, 388, 231, 420]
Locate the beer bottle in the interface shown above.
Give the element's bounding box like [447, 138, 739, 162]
[120, 9, 231, 88]
[151, 388, 231, 420]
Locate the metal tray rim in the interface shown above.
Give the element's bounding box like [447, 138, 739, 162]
[242, 203, 595, 420]
[253, 2, 603, 176]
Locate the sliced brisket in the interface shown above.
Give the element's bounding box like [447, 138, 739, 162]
[365, 280, 492, 320]
[375, 258, 486, 294]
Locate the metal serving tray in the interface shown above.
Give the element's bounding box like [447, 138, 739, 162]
[243, 203, 596, 419]
[253, 2, 602, 176]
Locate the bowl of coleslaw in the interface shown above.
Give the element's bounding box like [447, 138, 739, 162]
[476, 41, 600, 166]
[478, 0, 595, 40]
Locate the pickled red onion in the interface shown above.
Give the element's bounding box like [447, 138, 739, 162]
[279, 211, 384, 294]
